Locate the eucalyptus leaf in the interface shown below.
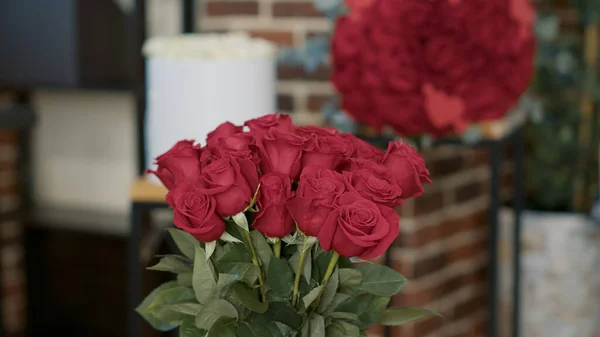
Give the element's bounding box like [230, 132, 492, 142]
[192, 246, 217, 304]
[195, 299, 238, 330]
[325, 320, 360, 337]
[335, 293, 390, 330]
[148, 255, 192, 274]
[309, 314, 325, 337]
[230, 282, 268, 313]
[268, 257, 294, 297]
[338, 268, 362, 294]
[135, 281, 179, 331]
[167, 228, 199, 260]
[250, 230, 273, 269]
[179, 317, 206, 337]
[317, 267, 338, 312]
[207, 317, 237, 337]
[302, 285, 324, 310]
[379, 307, 440, 326]
[355, 264, 407, 296]
[289, 249, 312, 284]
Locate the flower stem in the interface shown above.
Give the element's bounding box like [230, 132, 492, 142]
[291, 237, 310, 306]
[242, 230, 267, 300]
[273, 240, 281, 258]
[311, 252, 340, 311]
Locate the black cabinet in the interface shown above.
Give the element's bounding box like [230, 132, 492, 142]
[0, 0, 132, 89]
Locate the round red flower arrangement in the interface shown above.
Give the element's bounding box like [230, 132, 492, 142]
[331, 0, 536, 136]
[149, 113, 431, 259]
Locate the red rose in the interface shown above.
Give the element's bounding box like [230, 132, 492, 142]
[259, 128, 307, 180]
[382, 141, 431, 198]
[166, 182, 226, 242]
[147, 140, 202, 190]
[301, 133, 353, 171]
[340, 133, 384, 162]
[245, 113, 294, 136]
[252, 173, 295, 238]
[199, 156, 259, 216]
[286, 166, 347, 236]
[318, 192, 399, 259]
[206, 122, 243, 147]
[344, 159, 403, 206]
[214, 133, 260, 165]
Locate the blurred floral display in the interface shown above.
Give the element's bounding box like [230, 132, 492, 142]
[527, 0, 600, 212]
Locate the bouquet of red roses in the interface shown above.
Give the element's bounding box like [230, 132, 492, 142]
[137, 113, 437, 337]
[332, 0, 535, 137]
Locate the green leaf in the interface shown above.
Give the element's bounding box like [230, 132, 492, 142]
[148, 255, 192, 274]
[327, 312, 359, 322]
[164, 303, 202, 316]
[302, 285, 324, 310]
[216, 262, 259, 286]
[322, 293, 351, 314]
[230, 282, 268, 313]
[268, 257, 294, 298]
[379, 307, 441, 326]
[309, 314, 325, 337]
[289, 248, 312, 284]
[217, 273, 238, 291]
[207, 317, 237, 337]
[355, 264, 407, 296]
[135, 281, 179, 331]
[254, 302, 302, 330]
[195, 299, 238, 330]
[317, 267, 338, 312]
[250, 230, 273, 269]
[237, 321, 275, 337]
[315, 251, 333, 281]
[177, 273, 193, 286]
[214, 242, 252, 273]
[359, 331, 368, 337]
[335, 293, 390, 330]
[167, 228, 199, 260]
[338, 268, 362, 294]
[147, 286, 197, 323]
[179, 318, 206, 337]
[300, 320, 310, 337]
[325, 320, 360, 337]
[192, 246, 217, 304]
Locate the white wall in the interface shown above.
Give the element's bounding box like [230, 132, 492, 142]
[32, 90, 137, 214]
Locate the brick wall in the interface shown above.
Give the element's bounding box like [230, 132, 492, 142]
[0, 129, 26, 336]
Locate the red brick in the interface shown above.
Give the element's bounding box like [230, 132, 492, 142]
[366, 324, 383, 336]
[439, 210, 487, 238]
[464, 149, 490, 168]
[455, 181, 483, 203]
[428, 155, 463, 178]
[390, 324, 414, 337]
[249, 30, 294, 46]
[307, 94, 329, 112]
[272, 2, 321, 17]
[206, 1, 259, 16]
[277, 94, 294, 111]
[278, 65, 331, 81]
[412, 252, 446, 279]
[396, 223, 442, 248]
[413, 315, 444, 336]
[0, 131, 17, 145]
[452, 293, 486, 320]
[414, 191, 444, 216]
[448, 237, 487, 264]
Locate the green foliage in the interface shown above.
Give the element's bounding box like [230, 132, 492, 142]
[137, 229, 438, 336]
